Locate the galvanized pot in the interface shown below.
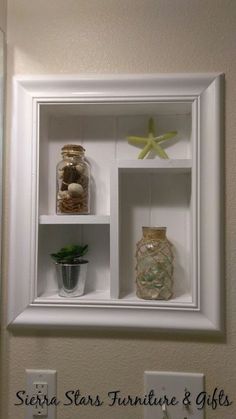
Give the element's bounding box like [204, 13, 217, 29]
[55, 260, 88, 297]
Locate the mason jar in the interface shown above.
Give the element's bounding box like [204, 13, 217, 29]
[56, 144, 90, 214]
[135, 227, 174, 300]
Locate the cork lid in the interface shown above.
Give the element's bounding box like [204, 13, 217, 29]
[61, 144, 85, 156]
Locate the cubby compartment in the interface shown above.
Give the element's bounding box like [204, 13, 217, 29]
[37, 224, 110, 301]
[39, 107, 114, 216]
[38, 101, 193, 304]
[118, 169, 193, 305]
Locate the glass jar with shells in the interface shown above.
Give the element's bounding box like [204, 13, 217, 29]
[56, 144, 90, 214]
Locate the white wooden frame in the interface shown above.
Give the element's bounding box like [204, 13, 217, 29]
[7, 74, 224, 332]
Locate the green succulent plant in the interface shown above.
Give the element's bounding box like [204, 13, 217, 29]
[51, 244, 88, 264]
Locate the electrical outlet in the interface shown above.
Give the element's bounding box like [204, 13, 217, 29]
[33, 382, 48, 416]
[144, 371, 205, 419]
[26, 370, 57, 419]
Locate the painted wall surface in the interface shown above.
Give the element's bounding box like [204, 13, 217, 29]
[2, 1, 236, 418]
[0, 0, 6, 32]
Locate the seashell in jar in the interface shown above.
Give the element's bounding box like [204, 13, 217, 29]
[76, 163, 84, 174]
[58, 190, 70, 199]
[68, 183, 84, 197]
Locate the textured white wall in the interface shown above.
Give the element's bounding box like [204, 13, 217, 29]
[0, 0, 6, 32]
[2, 1, 236, 418]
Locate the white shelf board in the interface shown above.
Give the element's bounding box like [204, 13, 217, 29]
[117, 159, 192, 171]
[35, 290, 193, 309]
[120, 292, 193, 307]
[39, 214, 110, 224]
[36, 289, 111, 303]
[42, 101, 192, 117]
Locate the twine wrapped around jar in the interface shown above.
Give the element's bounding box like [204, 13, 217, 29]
[135, 227, 174, 300]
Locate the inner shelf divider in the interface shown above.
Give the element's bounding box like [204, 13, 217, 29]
[39, 214, 110, 224]
[117, 158, 192, 171]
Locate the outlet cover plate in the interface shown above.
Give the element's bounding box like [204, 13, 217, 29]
[144, 371, 204, 419]
[25, 369, 57, 419]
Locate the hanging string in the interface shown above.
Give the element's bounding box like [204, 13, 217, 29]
[148, 172, 152, 227]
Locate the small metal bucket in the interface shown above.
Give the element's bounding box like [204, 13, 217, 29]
[55, 261, 88, 297]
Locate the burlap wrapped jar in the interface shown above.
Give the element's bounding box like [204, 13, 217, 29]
[135, 227, 174, 300]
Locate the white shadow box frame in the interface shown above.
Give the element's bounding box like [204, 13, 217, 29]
[7, 74, 224, 332]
